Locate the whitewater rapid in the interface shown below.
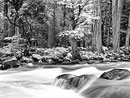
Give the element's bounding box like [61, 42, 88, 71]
[1, 62, 130, 98]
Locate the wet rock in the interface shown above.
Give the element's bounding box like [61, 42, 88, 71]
[51, 56, 64, 64]
[0, 60, 22, 70]
[62, 59, 81, 65]
[99, 69, 130, 80]
[30, 48, 36, 53]
[47, 59, 55, 64]
[54, 74, 76, 89]
[32, 54, 42, 62]
[41, 56, 47, 63]
[54, 74, 92, 89]
[41, 56, 51, 63]
[0, 63, 11, 70]
[42, 56, 62, 64]
[20, 57, 33, 63]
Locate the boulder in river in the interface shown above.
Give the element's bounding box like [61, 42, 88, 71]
[54, 74, 76, 89]
[99, 69, 130, 80]
[54, 74, 93, 89]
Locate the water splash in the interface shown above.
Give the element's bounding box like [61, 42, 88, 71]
[1, 65, 130, 98]
[53, 67, 106, 90]
[79, 77, 130, 98]
[0, 68, 83, 98]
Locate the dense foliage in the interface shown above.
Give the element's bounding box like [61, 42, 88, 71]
[0, 0, 129, 67]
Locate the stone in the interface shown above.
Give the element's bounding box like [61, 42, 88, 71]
[20, 57, 33, 63]
[54, 74, 76, 89]
[54, 74, 92, 89]
[32, 54, 42, 62]
[47, 59, 55, 64]
[0, 60, 22, 70]
[99, 69, 130, 80]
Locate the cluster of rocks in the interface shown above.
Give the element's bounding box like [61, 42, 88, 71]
[54, 69, 130, 90]
[80, 49, 130, 64]
[0, 47, 76, 70]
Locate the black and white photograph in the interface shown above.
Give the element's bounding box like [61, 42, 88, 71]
[0, 0, 130, 98]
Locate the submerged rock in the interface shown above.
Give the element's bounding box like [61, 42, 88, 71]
[99, 69, 130, 80]
[54, 74, 92, 89]
[54, 74, 76, 89]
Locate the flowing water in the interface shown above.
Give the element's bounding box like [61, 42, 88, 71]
[1, 62, 130, 98]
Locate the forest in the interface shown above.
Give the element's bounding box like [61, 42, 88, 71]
[0, 0, 130, 69]
[1, 0, 130, 98]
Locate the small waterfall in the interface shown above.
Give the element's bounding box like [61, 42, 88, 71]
[0, 68, 83, 98]
[53, 73, 95, 91]
[53, 67, 105, 91]
[2, 64, 130, 98]
[78, 77, 130, 98]
[77, 75, 98, 94]
[53, 74, 77, 89]
[54, 78, 68, 89]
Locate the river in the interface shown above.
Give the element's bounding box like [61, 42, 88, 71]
[0, 62, 130, 98]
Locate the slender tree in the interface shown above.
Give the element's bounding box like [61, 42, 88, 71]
[96, 0, 102, 53]
[92, 0, 97, 50]
[48, 2, 57, 47]
[125, 12, 130, 49]
[112, 0, 122, 52]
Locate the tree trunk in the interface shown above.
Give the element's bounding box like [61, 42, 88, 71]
[48, 3, 56, 47]
[15, 22, 19, 35]
[112, 0, 122, 52]
[107, 19, 111, 48]
[92, 0, 102, 52]
[125, 12, 130, 49]
[96, 0, 102, 53]
[69, 37, 81, 61]
[92, 19, 97, 51]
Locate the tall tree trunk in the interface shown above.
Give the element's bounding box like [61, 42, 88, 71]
[48, 21, 55, 47]
[92, 0, 96, 50]
[125, 12, 130, 49]
[112, 0, 122, 52]
[107, 19, 111, 48]
[48, 3, 56, 47]
[92, 19, 97, 50]
[96, 0, 102, 53]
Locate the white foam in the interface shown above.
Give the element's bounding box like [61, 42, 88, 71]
[62, 67, 105, 77]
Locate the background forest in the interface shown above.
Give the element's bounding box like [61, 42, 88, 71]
[0, 0, 130, 69]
